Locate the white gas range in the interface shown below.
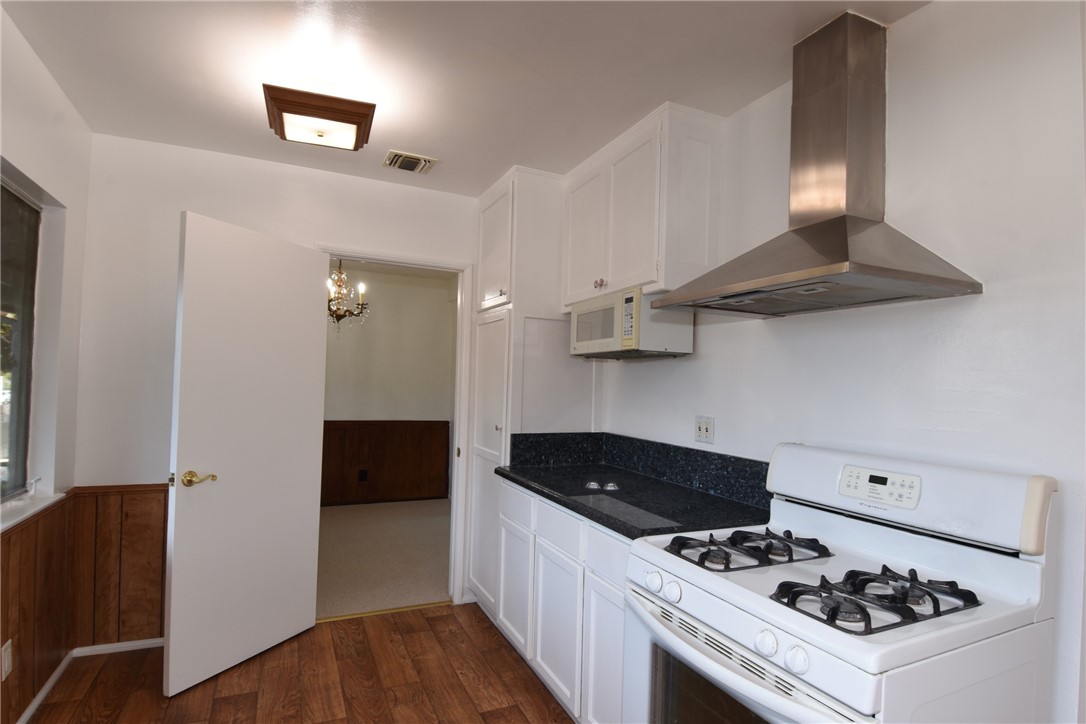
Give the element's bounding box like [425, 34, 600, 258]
[622, 443, 1058, 723]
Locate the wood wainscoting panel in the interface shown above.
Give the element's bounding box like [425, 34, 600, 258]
[70, 496, 97, 648]
[1, 485, 167, 724]
[73, 485, 169, 646]
[321, 421, 451, 506]
[1, 514, 39, 724]
[33, 501, 72, 692]
[92, 494, 123, 644]
[118, 493, 167, 640]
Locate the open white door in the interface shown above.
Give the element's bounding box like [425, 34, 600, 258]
[164, 212, 328, 696]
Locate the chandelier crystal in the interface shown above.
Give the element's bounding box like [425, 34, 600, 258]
[327, 259, 370, 327]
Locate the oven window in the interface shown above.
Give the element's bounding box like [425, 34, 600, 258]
[651, 645, 767, 724]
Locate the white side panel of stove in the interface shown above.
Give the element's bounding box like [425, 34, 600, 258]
[880, 619, 1054, 723]
[766, 443, 1055, 554]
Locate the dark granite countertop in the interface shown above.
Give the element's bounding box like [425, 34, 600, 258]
[495, 463, 770, 540]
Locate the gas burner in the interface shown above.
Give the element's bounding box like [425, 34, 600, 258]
[663, 528, 833, 572]
[819, 594, 868, 623]
[699, 547, 732, 571]
[771, 567, 981, 636]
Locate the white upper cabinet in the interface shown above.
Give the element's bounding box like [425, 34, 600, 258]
[476, 167, 566, 317]
[561, 103, 723, 307]
[477, 177, 513, 311]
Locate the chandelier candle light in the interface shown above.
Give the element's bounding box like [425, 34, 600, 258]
[327, 259, 369, 327]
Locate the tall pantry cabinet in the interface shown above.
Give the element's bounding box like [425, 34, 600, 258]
[466, 167, 593, 615]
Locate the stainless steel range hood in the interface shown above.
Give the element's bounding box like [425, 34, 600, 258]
[652, 13, 981, 317]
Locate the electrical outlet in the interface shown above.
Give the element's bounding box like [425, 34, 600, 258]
[695, 415, 715, 444]
[2, 639, 12, 681]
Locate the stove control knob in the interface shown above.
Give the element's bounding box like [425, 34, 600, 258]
[784, 646, 809, 675]
[663, 580, 683, 603]
[645, 571, 663, 593]
[755, 630, 778, 657]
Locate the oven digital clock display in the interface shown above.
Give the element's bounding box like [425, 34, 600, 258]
[839, 465, 920, 509]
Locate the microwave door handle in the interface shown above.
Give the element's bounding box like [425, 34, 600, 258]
[624, 589, 860, 724]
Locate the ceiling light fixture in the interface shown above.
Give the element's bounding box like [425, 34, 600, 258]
[263, 84, 376, 151]
[327, 259, 370, 327]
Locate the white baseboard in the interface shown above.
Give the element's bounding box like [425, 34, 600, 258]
[16, 651, 72, 724]
[72, 637, 164, 657]
[15, 638, 164, 724]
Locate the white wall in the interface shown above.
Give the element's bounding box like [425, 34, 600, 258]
[599, 3, 1086, 720]
[76, 135, 476, 485]
[1, 11, 92, 494]
[324, 265, 457, 421]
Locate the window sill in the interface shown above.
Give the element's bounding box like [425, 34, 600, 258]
[1, 492, 66, 531]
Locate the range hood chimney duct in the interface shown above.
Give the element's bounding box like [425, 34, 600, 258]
[652, 13, 982, 317]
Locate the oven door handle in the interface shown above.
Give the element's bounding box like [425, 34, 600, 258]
[625, 588, 856, 723]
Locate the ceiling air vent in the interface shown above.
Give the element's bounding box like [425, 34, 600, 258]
[383, 150, 438, 174]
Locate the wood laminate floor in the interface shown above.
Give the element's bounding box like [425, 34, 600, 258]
[30, 604, 572, 724]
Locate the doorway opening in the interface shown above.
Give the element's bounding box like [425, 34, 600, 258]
[316, 258, 463, 619]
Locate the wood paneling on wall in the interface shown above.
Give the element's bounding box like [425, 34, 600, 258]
[0, 484, 167, 724]
[321, 420, 450, 506]
[1, 499, 73, 724]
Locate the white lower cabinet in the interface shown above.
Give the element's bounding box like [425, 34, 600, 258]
[498, 515, 534, 656]
[581, 572, 626, 724]
[534, 537, 586, 716]
[494, 482, 631, 722]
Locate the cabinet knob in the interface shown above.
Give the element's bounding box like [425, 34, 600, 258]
[593, 279, 600, 289]
[495, 424, 503, 431]
[498, 289, 506, 296]
[599, 278, 606, 288]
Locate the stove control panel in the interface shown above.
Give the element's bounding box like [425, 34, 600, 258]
[839, 464, 920, 509]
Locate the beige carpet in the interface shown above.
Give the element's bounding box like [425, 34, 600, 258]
[316, 498, 451, 619]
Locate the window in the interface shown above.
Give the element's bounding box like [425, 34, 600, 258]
[1, 184, 40, 501]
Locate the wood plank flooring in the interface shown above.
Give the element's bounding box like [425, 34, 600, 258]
[29, 604, 572, 724]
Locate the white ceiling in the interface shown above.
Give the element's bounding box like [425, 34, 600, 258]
[3, 1, 924, 199]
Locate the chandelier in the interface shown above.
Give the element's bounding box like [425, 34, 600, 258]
[327, 259, 370, 327]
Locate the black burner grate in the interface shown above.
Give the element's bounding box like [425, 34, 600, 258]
[771, 565, 981, 635]
[664, 528, 833, 572]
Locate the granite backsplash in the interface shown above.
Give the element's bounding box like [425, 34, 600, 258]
[509, 432, 771, 510]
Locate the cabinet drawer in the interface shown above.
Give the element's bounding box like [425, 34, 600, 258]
[537, 501, 583, 559]
[585, 525, 631, 588]
[500, 482, 535, 529]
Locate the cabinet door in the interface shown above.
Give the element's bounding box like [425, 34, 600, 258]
[563, 168, 609, 306]
[478, 179, 513, 310]
[468, 458, 501, 614]
[472, 311, 509, 459]
[608, 121, 661, 293]
[468, 311, 509, 613]
[533, 538, 584, 716]
[581, 572, 626, 724]
[498, 515, 534, 657]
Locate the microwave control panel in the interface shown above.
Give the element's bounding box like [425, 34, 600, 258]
[838, 465, 921, 509]
[621, 292, 637, 347]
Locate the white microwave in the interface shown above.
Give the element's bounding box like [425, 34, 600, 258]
[570, 287, 693, 359]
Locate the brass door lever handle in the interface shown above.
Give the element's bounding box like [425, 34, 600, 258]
[180, 470, 218, 487]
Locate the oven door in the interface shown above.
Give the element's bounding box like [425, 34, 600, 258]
[623, 587, 867, 724]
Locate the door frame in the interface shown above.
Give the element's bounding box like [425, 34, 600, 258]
[319, 245, 474, 604]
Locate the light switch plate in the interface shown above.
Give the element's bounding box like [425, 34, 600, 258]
[695, 415, 715, 444]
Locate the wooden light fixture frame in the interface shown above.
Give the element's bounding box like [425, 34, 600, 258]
[262, 84, 376, 151]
